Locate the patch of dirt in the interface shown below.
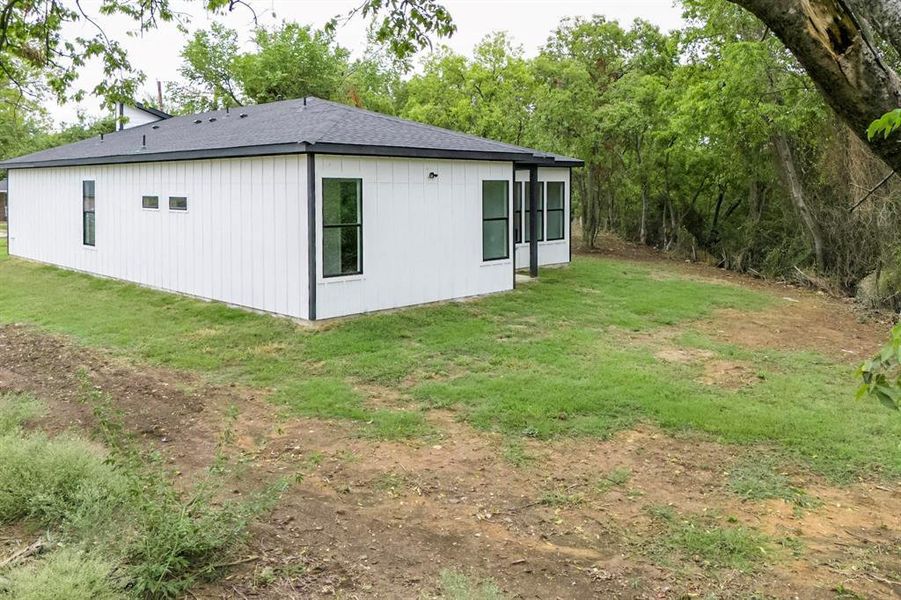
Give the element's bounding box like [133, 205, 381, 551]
[654, 347, 715, 364]
[703, 303, 885, 364]
[1, 324, 899, 599]
[698, 359, 760, 389]
[582, 232, 890, 364]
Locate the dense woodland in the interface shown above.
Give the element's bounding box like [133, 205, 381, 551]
[3, 0, 901, 306]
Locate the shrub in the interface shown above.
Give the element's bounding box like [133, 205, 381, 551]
[0, 389, 289, 599]
[0, 432, 129, 534]
[0, 393, 43, 434]
[0, 548, 125, 600]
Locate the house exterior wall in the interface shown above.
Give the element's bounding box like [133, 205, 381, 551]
[8, 156, 311, 319]
[313, 155, 515, 320]
[8, 155, 571, 321]
[121, 105, 164, 130]
[513, 168, 571, 270]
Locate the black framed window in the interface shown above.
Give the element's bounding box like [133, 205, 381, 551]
[82, 180, 95, 246]
[513, 182, 522, 244]
[142, 195, 159, 209]
[524, 182, 544, 242]
[323, 178, 362, 277]
[546, 182, 565, 241]
[482, 180, 509, 261]
[169, 196, 187, 211]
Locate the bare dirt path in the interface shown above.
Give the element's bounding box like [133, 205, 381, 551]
[0, 245, 899, 598]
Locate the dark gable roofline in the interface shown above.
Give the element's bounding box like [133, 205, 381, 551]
[133, 102, 173, 120]
[0, 97, 583, 169]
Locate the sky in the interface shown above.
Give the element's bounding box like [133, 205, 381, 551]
[51, 0, 685, 125]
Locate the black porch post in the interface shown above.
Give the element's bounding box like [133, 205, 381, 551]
[528, 164, 539, 278]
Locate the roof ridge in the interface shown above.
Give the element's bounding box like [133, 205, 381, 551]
[310, 97, 544, 156]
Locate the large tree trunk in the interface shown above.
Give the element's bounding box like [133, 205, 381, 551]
[845, 0, 901, 56]
[772, 133, 827, 269]
[730, 0, 901, 171]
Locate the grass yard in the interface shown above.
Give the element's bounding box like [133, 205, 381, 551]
[0, 237, 897, 481]
[0, 237, 898, 598]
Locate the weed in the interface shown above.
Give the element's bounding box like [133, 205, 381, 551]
[0, 392, 43, 434]
[539, 487, 584, 507]
[78, 381, 291, 598]
[374, 471, 414, 496]
[501, 440, 535, 468]
[432, 569, 505, 600]
[305, 451, 324, 467]
[729, 457, 822, 512]
[0, 430, 130, 535]
[0, 547, 125, 600]
[0, 382, 290, 599]
[644, 505, 771, 571]
[597, 467, 631, 492]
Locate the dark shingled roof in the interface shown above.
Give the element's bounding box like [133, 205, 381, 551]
[0, 97, 582, 168]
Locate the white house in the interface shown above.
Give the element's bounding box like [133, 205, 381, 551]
[0, 98, 582, 320]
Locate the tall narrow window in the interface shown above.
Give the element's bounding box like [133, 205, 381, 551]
[323, 178, 362, 277]
[546, 182, 565, 241]
[513, 182, 522, 244]
[523, 182, 544, 242]
[82, 180, 95, 246]
[482, 180, 509, 261]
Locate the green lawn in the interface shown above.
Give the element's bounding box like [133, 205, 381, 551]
[0, 238, 898, 481]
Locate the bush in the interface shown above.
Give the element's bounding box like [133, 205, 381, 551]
[0, 432, 130, 533]
[125, 479, 281, 598]
[0, 392, 43, 434]
[0, 391, 289, 599]
[0, 548, 125, 600]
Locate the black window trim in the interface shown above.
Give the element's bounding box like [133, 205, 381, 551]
[482, 179, 510, 262]
[546, 181, 566, 241]
[82, 179, 95, 247]
[142, 195, 160, 210]
[168, 196, 188, 211]
[322, 177, 363, 278]
[513, 181, 523, 244]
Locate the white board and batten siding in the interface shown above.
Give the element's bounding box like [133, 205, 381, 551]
[8, 154, 570, 321]
[8, 156, 311, 319]
[314, 156, 515, 320]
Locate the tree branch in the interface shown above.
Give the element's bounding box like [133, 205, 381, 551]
[848, 170, 897, 212]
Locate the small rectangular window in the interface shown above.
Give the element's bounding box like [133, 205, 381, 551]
[142, 195, 159, 210]
[546, 182, 565, 241]
[524, 182, 544, 242]
[169, 196, 187, 211]
[82, 180, 95, 246]
[322, 178, 362, 277]
[513, 182, 522, 244]
[482, 180, 509, 261]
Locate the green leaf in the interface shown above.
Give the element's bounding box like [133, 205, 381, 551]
[867, 108, 901, 141]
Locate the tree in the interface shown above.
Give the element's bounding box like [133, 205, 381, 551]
[719, 0, 901, 172]
[0, 0, 455, 109]
[236, 24, 350, 104]
[401, 33, 535, 144]
[170, 22, 402, 114]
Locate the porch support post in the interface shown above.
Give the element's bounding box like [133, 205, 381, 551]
[528, 164, 539, 278]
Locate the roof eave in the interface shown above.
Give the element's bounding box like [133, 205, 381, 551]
[0, 142, 311, 169]
[0, 141, 584, 169]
